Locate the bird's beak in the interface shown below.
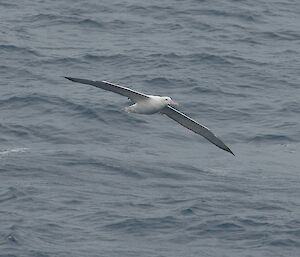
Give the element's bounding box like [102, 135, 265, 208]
[170, 100, 178, 106]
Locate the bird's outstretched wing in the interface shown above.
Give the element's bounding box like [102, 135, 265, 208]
[65, 77, 149, 103]
[161, 105, 234, 155]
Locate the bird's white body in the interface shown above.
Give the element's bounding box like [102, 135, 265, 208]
[126, 96, 176, 114]
[65, 77, 234, 155]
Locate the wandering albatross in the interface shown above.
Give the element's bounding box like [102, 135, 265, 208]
[65, 77, 234, 155]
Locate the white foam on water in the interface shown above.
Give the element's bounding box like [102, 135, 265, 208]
[0, 147, 30, 156]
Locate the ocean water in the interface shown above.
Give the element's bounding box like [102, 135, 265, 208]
[0, 0, 299, 256]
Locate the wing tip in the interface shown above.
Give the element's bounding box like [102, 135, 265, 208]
[65, 76, 75, 81]
[225, 146, 235, 156]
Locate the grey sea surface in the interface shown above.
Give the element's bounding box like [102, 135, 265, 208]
[1, 0, 300, 256]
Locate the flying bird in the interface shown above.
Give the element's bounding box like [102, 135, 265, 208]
[65, 77, 234, 155]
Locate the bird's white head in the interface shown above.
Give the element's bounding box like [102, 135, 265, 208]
[162, 96, 178, 107]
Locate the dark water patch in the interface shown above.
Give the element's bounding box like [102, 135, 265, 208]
[0, 187, 26, 203]
[192, 8, 259, 23]
[106, 19, 138, 30]
[268, 238, 300, 247]
[1, 94, 47, 112]
[190, 85, 247, 98]
[278, 101, 300, 114]
[22, 14, 104, 30]
[246, 202, 289, 212]
[0, 124, 31, 139]
[256, 31, 300, 41]
[147, 52, 180, 59]
[168, 163, 208, 176]
[248, 134, 294, 143]
[141, 165, 190, 181]
[235, 36, 262, 45]
[144, 77, 185, 90]
[147, 52, 232, 65]
[115, 201, 154, 210]
[278, 49, 299, 55]
[236, 217, 272, 228]
[82, 53, 143, 66]
[33, 16, 140, 31]
[0, 94, 107, 123]
[0, 1, 17, 8]
[190, 21, 215, 31]
[5, 234, 20, 246]
[144, 77, 173, 87]
[189, 85, 217, 95]
[181, 208, 196, 216]
[287, 229, 300, 238]
[56, 101, 107, 123]
[158, 131, 189, 142]
[213, 184, 249, 195]
[70, 104, 107, 122]
[215, 222, 244, 231]
[0, 44, 41, 57]
[32, 56, 87, 66]
[105, 216, 180, 235]
[0, 94, 59, 109]
[125, 5, 149, 16]
[272, 122, 298, 129]
[76, 18, 104, 28]
[126, 4, 174, 18]
[0, 253, 19, 257]
[225, 55, 269, 66]
[0, 66, 37, 80]
[286, 219, 300, 230]
[59, 156, 144, 179]
[188, 220, 245, 236]
[0, 123, 82, 144]
[161, 22, 184, 31]
[120, 74, 150, 81]
[276, 30, 300, 41]
[121, 115, 149, 127]
[24, 13, 65, 23]
[188, 53, 232, 65]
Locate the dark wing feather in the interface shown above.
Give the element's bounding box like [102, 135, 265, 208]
[161, 106, 234, 155]
[65, 77, 149, 103]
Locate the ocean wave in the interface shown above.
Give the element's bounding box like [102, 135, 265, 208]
[255, 31, 300, 41]
[0, 2, 17, 8]
[183, 8, 259, 23]
[0, 186, 26, 203]
[188, 220, 244, 235]
[32, 56, 86, 66]
[147, 53, 180, 59]
[190, 85, 247, 98]
[248, 134, 294, 143]
[81, 53, 146, 67]
[225, 55, 269, 66]
[147, 52, 232, 65]
[105, 216, 179, 234]
[268, 238, 300, 247]
[25, 13, 138, 31]
[24, 13, 64, 23]
[144, 77, 176, 87]
[0, 123, 80, 144]
[63, 157, 145, 179]
[0, 94, 106, 122]
[0, 148, 29, 157]
[278, 101, 300, 114]
[77, 18, 104, 28]
[83, 53, 130, 62]
[0, 44, 41, 57]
